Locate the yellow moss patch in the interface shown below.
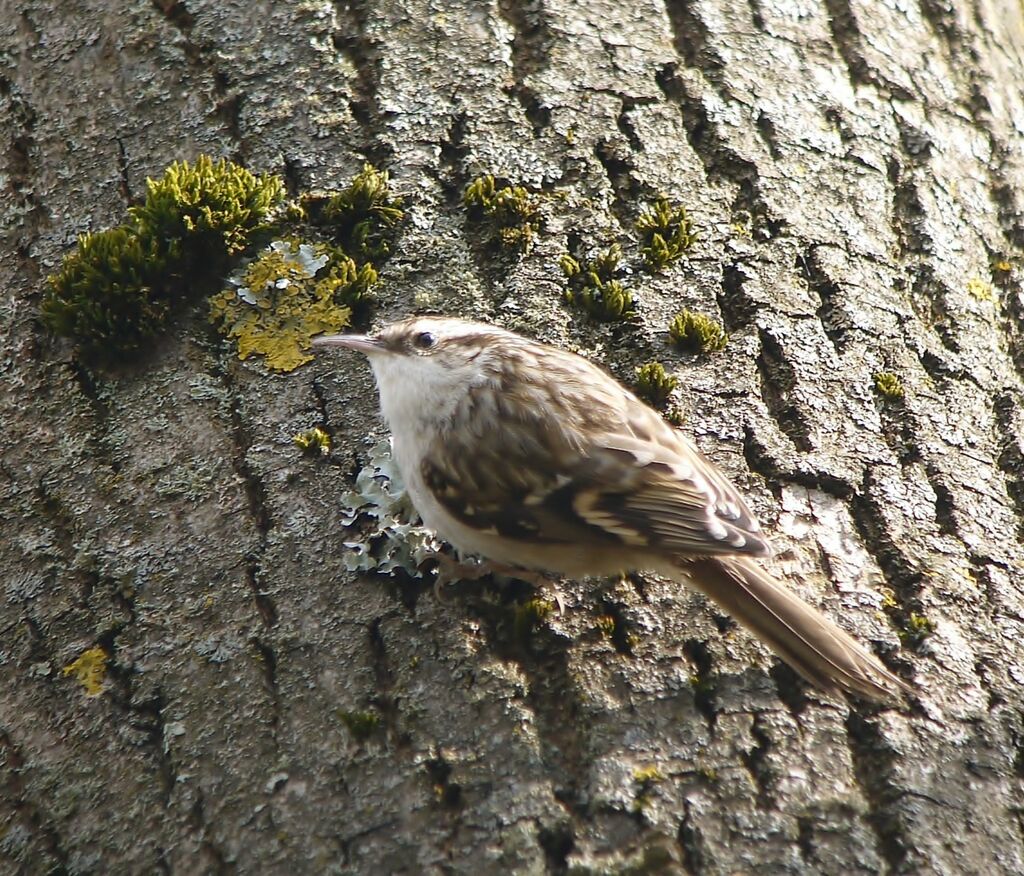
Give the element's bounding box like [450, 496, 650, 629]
[294, 426, 331, 456]
[210, 240, 372, 372]
[63, 646, 109, 696]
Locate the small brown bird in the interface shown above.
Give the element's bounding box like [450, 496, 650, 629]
[314, 317, 912, 703]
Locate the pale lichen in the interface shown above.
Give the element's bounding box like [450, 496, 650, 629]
[339, 440, 441, 577]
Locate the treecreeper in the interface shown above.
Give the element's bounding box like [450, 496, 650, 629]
[314, 316, 913, 703]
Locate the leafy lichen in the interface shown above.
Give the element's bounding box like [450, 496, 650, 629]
[873, 371, 905, 400]
[209, 239, 371, 372]
[636, 197, 697, 270]
[668, 310, 727, 354]
[966, 276, 995, 303]
[62, 646, 109, 696]
[634, 362, 678, 408]
[307, 164, 405, 263]
[463, 175, 541, 252]
[561, 244, 636, 322]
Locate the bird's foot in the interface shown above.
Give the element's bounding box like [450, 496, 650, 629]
[423, 553, 565, 613]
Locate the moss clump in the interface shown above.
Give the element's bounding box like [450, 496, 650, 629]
[873, 372, 904, 400]
[40, 155, 286, 363]
[308, 164, 405, 263]
[636, 197, 697, 270]
[596, 614, 617, 637]
[668, 309, 727, 354]
[513, 597, 555, 641]
[210, 240, 372, 372]
[899, 612, 935, 648]
[62, 646, 109, 696]
[631, 764, 666, 813]
[463, 175, 541, 252]
[40, 228, 171, 360]
[561, 244, 636, 322]
[633, 765, 665, 785]
[294, 427, 331, 456]
[338, 709, 380, 742]
[131, 155, 284, 267]
[634, 362, 678, 408]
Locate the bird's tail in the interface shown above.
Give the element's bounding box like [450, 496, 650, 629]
[684, 556, 913, 703]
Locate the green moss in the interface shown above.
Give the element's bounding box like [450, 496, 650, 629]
[636, 197, 697, 270]
[40, 155, 286, 363]
[210, 239, 368, 372]
[62, 646, 109, 696]
[899, 612, 935, 647]
[873, 371, 905, 400]
[463, 175, 540, 252]
[513, 597, 555, 641]
[634, 362, 678, 408]
[294, 427, 331, 456]
[631, 764, 665, 814]
[596, 614, 617, 637]
[337, 709, 380, 742]
[131, 155, 284, 267]
[40, 227, 171, 360]
[561, 244, 636, 322]
[308, 164, 405, 262]
[668, 309, 727, 354]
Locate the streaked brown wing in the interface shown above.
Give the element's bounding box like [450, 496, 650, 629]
[421, 405, 769, 559]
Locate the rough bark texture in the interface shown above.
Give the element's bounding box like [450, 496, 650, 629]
[3, 0, 1024, 873]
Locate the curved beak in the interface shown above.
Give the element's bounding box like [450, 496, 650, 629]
[312, 333, 386, 355]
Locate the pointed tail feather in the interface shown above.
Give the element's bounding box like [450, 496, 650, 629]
[684, 556, 913, 703]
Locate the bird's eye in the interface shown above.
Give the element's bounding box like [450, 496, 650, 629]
[413, 331, 436, 349]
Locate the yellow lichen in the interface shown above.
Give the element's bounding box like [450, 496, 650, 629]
[63, 646, 109, 696]
[210, 240, 371, 372]
[967, 277, 995, 302]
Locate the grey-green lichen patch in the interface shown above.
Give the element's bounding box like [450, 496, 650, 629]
[339, 440, 440, 577]
[636, 197, 697, 271]
[561, 244, 636, 322]
[668, 309, 727, 354]
[462, 174, 541, 252]
[154, 459, 219, 502]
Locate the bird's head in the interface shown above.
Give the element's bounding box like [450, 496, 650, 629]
[313, 317, 519, 429]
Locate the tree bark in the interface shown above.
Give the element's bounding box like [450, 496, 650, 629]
[2, 0, 1024, 873]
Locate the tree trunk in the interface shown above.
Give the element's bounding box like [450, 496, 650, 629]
[3, 0, 1023, 873]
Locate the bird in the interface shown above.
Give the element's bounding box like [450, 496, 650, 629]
[313, 316, 912, 703]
